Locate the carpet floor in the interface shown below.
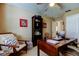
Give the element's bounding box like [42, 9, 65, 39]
[21, 46, 48, 56]
[20, 46, 79, 56]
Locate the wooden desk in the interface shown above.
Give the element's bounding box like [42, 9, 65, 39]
[37, 39, 76, 56]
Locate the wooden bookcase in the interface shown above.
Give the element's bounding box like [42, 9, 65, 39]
[32, 15, 43, 46]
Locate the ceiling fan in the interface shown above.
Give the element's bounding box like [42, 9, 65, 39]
[36, 3, 63, 9]
[37, 3, 62, 7]
[36, 3, 44, 5]
[36, 3, 63, 14]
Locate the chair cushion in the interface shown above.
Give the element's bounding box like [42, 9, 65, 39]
[0, 34, 19, 53]
[0, 34, 17, 44]
[0, 50, 11, 56]
[0, 50, 5, 56]
[16, 43, 26, 52]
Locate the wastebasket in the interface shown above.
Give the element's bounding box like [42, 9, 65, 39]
[27, 40, 33, 50]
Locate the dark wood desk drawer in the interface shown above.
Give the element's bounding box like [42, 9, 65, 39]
[37, 40, 58, 56]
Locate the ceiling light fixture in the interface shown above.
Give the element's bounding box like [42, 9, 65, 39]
[49, 3, 55, 7]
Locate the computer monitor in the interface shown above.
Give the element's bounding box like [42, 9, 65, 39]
[57, 31, 65, 39]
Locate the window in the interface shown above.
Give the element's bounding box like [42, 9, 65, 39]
[66, 14, 79, 39]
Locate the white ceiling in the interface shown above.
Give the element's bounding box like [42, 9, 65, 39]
[36, 3, 79, 18]
[8, 3, 79, 18]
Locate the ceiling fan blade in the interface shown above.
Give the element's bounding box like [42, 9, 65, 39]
[56, 3, 63, 9]
[36, 3, 43, 5]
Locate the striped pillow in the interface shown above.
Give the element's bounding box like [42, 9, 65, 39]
[0, 34, 19, 53]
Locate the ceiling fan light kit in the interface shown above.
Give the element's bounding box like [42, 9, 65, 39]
[49, 3, 55, 7]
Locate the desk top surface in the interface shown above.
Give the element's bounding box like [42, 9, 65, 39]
[55, 38, 76, 48]
[38, 38, 76, 48]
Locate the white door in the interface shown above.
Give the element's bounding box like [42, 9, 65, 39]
[52, 21, 57, 37]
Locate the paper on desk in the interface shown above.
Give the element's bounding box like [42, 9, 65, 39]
[46, 40, 59, 45]
[53, 36, 62, 40]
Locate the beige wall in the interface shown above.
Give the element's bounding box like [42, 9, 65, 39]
[0, 4, 38, 40]
[0, 4, 7, 32]
[42, 16, 52, 38]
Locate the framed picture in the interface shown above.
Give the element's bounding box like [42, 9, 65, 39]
[20, 19, 28, 27]
[43, 23, 47, 28]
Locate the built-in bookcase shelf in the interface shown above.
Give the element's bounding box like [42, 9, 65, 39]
[32, 15, 43, 46]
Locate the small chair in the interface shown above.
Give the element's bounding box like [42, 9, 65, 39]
[0, 32, 27, 56]
[44, 32, 52, 41]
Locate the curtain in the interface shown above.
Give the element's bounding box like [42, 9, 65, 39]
[66, 14, 79, 39]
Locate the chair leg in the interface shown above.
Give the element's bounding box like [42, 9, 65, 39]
[13, 48, 17, 56]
